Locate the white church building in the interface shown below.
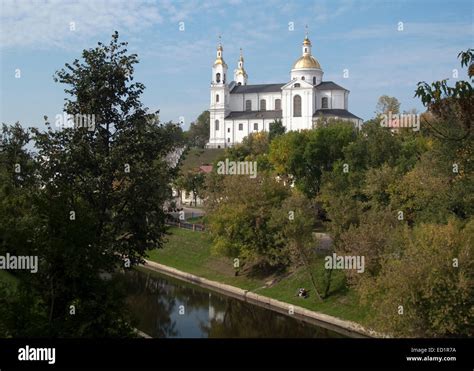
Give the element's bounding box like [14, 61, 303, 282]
[207, 35, 362, 148]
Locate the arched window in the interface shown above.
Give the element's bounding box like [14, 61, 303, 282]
[313, 77, 316, 85]
[293, 95, 302, 117]
[260, 99, 266, 111]
[216, 73, 221, 83]
[275, 99, 281, 110]
[238, 82, 242, 86]
[216, 94, 219, 103]
[254, 123, 258, 131]
[245, 100, 252, 111]
[322, 97, 329, 109]
[301, 76, 305, 80]
[304, 48, 308, 53]
[215, 119, 219, 130]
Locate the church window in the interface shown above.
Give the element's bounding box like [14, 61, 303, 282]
[245, 100, 252, 111]
[293, 95, 302, 117]
[215, 120, 219, 130]
[294, 83, 300, 88]
[227, 128, 230, 133]
[304, 48, 308, 53]
[254, 123, 258, 131]
[313, 77, 316, 85]
[216, 73, 221, 83]
[260, 99, 266, 111]
[216, 94, 219, 103]
[275, 99, 281, 110]
[322, 97, 329, 109]
[227, 138, 230, 142]
[239, 123, 243, 130]
[301, 76, 305, 80]
[238, 82, 242, 86]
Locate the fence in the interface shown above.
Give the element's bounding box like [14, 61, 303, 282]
[166, 220, 205, 232]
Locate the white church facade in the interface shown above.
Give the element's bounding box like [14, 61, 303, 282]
[207, 35, 362, 148]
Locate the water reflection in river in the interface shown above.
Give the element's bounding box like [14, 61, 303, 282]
[121, 269, 345, 338]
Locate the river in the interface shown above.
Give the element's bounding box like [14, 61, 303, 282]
[120, 268, 348, 338]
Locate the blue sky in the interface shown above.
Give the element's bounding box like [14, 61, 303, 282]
[1, 0, 473, 130]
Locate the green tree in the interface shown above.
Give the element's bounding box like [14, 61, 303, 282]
[186, 110, 210, 148]
[179, 170, 206, 207]
[358, 220, 474, 337]
[269, 119, 286, 141]
[0, 32, 182, 337]
[269, 192, 325, 300]
[375, 95, 401, 115]
[206, 173, 290, 269]
[269, 122, 356, 198]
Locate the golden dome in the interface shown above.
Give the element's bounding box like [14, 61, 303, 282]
[214, 57, 227, 66]
[293, 55, 321, 69]
[235, 68, 247, 77]
[214, 43, 227, 66]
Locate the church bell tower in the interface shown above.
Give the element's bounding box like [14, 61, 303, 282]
[208, 38, 229, 148]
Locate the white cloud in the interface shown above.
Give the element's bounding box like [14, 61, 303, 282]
[0, 0, 164, 49]
[319, 21, 472, 41]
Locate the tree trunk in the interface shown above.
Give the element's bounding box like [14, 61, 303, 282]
[298, 242, 323, 301]
[323, 268, 333, 298]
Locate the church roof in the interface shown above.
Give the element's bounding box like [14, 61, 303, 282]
[315, 81, 348, 91]
[293, 55, 321, 69]
[225, 110, 282, 120]
[313, 109, 361, 120]
[230, 83, 285, 94]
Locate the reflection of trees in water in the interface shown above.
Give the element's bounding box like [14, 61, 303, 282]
[122, 270, 345, 338]
[200, 298, 344, 338]
[122, 271, 178, 338]
[143, 272, 215, 315]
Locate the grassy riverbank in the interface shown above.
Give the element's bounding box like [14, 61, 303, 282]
[146, 227, 369, 324]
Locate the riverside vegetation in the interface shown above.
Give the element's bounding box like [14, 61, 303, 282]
[0, 29, 472, 338]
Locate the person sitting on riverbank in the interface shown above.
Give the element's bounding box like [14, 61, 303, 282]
[297, 288, 308, 298]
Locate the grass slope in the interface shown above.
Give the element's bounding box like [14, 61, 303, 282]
[179, 148, 224, 173]
[146, 227, 370, 324]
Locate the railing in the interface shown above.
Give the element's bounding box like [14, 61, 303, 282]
[166, 220, 205, 232]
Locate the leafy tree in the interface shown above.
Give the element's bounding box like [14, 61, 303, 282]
[0, 32, 182, 337]
[269, 192, 325, 300]
[269, 122, 356, 197]
[206, 173, 290, 269]
[337, 208, 402, 283]
[225, 131, 270, 161]
[186, 110, 210, 148]
[342, 121, 403, 171]
[358, 219, 474, 337]
[415, 49, 473, 141]
[375, 95, 401, 115]
[269, 119, 286, 141]
[178, 170, 206, 207]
